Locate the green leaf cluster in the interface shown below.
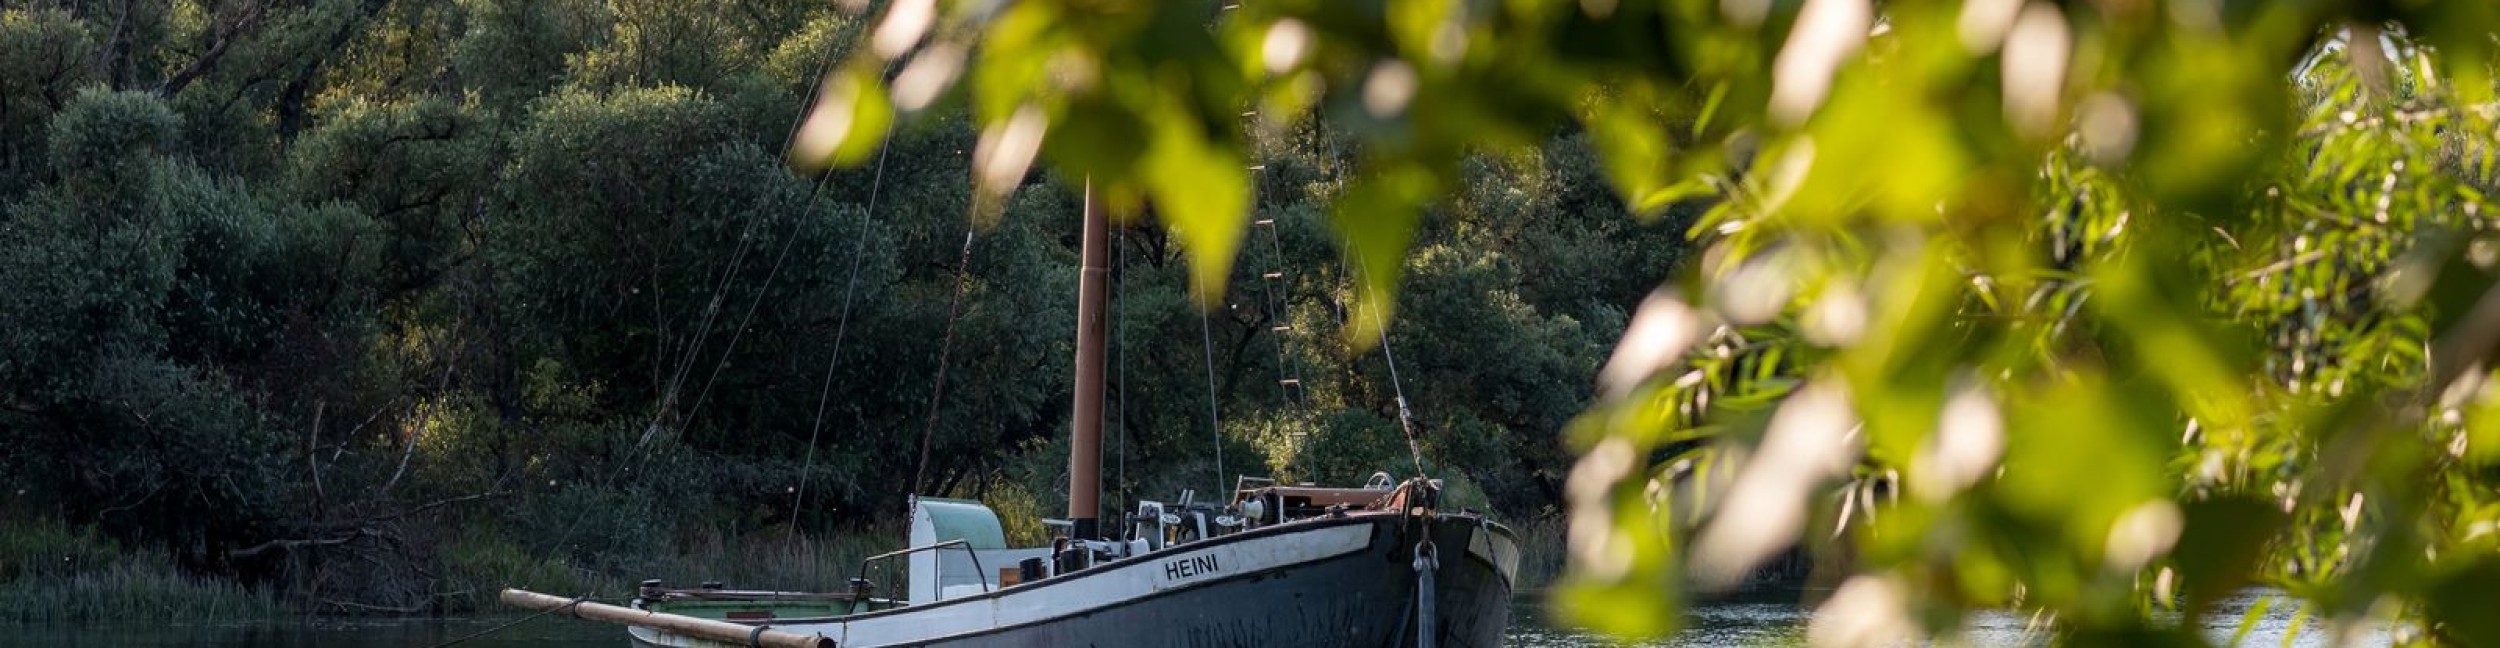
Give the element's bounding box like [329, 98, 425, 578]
[810, 0, 2500, 644]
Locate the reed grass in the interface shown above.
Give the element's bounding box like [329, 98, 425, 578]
[436, 535, 629, 612]
[0, 519, 281, 622]
[648, 526, 901, 593]
[1513, 514, 1569, 593]
[436, 525, 903, 612]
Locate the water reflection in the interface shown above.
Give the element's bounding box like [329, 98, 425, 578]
[0, 590, 2385, 647]
[1509, 600, 1812, 647]
[1510, 589, 2386, 647]
[0, 617, 615, 648]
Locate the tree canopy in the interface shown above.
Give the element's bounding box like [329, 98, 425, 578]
[0, 0, 1659, 613]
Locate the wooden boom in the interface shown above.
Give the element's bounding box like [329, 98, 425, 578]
[500, 589, 835, 648]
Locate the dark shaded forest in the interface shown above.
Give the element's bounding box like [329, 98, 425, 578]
[0, 0, 1690, 613]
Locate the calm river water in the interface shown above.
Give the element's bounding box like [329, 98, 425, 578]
[0, 591, 2372, 647]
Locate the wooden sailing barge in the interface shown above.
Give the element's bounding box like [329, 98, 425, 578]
[508, 191, 1521, 646]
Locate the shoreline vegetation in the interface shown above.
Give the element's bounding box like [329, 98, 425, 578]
[0, 518, 280, 622]
[1, 513, 1574, 621]
[0, 514, 898, 621]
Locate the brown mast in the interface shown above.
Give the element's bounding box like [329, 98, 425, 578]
[1068, 182, 1108, 540]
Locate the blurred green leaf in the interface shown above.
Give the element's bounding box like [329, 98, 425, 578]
[2427, 557, 2500, 645]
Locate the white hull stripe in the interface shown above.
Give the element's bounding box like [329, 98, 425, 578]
[1467, 524, 1522, 587]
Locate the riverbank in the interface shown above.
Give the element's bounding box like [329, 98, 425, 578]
[0, 516, 898, 621]
[3, 510, 1570, 622]
[0, 520, 281, 622]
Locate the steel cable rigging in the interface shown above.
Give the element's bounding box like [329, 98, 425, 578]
[790, 133, 895, 527]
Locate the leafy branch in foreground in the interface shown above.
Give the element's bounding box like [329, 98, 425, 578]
[809, 0, 2500, 644]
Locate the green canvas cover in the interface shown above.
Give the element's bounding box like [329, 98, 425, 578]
[915, 497, 1007, 550]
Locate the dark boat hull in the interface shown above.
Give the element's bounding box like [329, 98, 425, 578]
[629, 513, 1516, 648]
[920, 514, 1511, 648]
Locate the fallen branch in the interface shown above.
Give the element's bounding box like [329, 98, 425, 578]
[366, 491, 508, 523]
[230, 527, 371, 560]
[318, 598, 429, 614]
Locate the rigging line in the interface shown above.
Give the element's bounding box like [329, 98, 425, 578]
[681, 165, 842, 426]
[657, 44, 883, 448]
[541, 195, 779, 552]
[678, 56, 911, 438]
[777, 40, 843, 162]
[642, 198, 769, 447]
[911, 227, 981, 497]
[573, 142, 854, 552]
[1115, 226, 1128, 518]
[1239, 118, 1300, 410]
[1315, 120, 1424, 478]
[1199, 304, 1226, 493]
[1348, 244, 1428, 480]
[792, 131, 895, 527]
[536, 409, 677, 561]
[558, 42, 863, 560]
[1241, 99, 1310, 480]
[1257, 212, 1311, 479]
[1259, 220, 1300, 406]
[688, 12, 868, 436]
[1376, 309, 1426, 479]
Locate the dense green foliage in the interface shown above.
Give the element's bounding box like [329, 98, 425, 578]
[0, 0, 1660, 615]
[806, 0, 2500, 645]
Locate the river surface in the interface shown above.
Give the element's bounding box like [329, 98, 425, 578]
[0, 591, 2375, 647]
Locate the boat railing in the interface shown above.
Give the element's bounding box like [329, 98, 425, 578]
[854, 539, 988, 603]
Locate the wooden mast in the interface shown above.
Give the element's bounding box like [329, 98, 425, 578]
[1069, 182, 1108, 540]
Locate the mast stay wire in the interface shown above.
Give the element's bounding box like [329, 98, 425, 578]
[1376, 303, 1426, 481]
[1346, 245, 1428, 481]
[1253, 211, 1302, 406]
[642, 43, 851, 449]
[911, 226, 982, 498]
[680, 168, 834, 427]
[1229, 65, 1309, 483]
[790, 130, 896, 529]
[547, 52, 865, 554]
[1198, 301, 1226, 498]
[1254, 215, 1312, 478]
[642, 199, 770, 447]
[1307, 115, 1427, 480]
[1244, 163, 1309, 478]
[541, 214, 771, 559]
[1115, 227, 1129, 518]
[684, 51, 903, 432]
[1232, 54, 1309, 477]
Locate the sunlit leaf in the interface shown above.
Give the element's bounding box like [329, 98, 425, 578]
[1334, 162, 1440, 345]
[790, 64, 895, 170]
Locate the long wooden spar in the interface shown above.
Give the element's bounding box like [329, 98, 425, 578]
[500, 589, 834, 648]
[1069, 182, 1108, 540]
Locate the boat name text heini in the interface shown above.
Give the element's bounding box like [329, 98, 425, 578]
[1162, 554, 1220, 581]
